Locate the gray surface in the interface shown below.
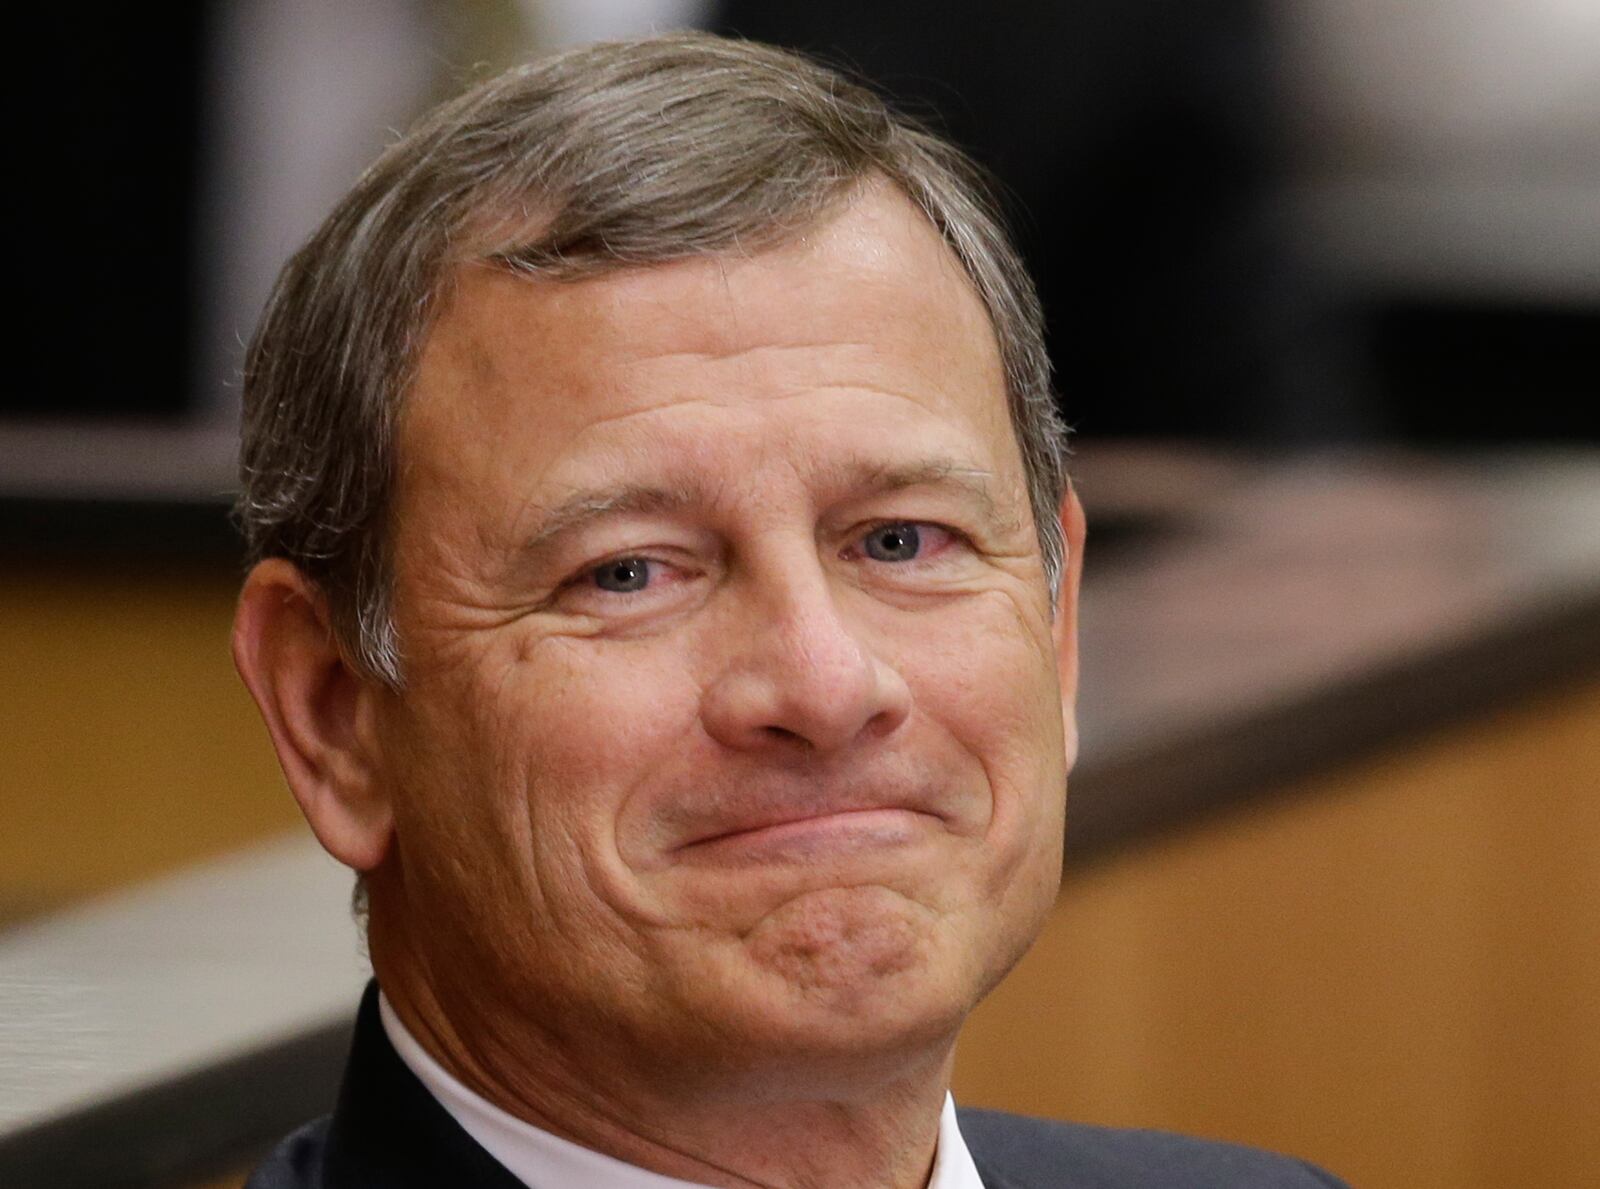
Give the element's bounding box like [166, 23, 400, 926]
[0, 424, 237, 503]
[0, 836, 366, 1136]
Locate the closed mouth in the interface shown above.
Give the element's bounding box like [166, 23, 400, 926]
[670, 806, 944, 862]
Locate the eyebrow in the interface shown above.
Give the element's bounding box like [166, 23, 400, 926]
[519, 484, 698, 556]
[834, 457, 1015, 530]
[517, 456, 1018, 558]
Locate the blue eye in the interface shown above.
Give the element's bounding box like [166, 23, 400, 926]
[863, 523, 922, 562]
[593, 557, 652, 592]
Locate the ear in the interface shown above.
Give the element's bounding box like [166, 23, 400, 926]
[232, 559, 393, 871]
[1051, 482, 1087, 770]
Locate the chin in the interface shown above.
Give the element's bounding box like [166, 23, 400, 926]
[650, 886, 992, 1090]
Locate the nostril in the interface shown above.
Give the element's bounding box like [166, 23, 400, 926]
[863, 706, 901, 739]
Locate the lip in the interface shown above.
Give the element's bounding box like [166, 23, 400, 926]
[671, 806, 944, 865]
[664, 777, 950, 851]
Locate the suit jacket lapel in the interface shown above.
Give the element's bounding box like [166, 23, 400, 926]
[970, 1153, 1029, 1189]
[320, 983, 527, 1189]
[969, 1154, 1021, 1189]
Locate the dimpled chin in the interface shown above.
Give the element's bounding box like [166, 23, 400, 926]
[742, 885, 941, 1003]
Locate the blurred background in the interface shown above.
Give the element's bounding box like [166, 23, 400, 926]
[3, 2, 1597, 1186]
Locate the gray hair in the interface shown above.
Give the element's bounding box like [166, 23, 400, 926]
[238, 32, 1068, 686]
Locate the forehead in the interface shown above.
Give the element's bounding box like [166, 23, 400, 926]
[400, 185, 1014, 509]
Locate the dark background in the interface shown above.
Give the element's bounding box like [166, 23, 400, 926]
[13, 2, 1599, 443]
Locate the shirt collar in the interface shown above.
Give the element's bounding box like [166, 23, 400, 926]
[379, 992, 984, 1189]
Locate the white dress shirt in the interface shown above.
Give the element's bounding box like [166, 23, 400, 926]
[380, 993, 985, 1189]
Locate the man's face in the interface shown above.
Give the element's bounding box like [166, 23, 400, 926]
[372, 184, 1075, 1096]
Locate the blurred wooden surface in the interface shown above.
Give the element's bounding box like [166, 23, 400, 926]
[0, 568, 297, 919]
[954, 676, 1600, 1189]
[1068, 447, 1600, 856]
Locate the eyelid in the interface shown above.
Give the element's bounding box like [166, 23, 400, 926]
[552, 528, 706, 586]
[573, 550, 679, 589]
[547, 546, 709, 620]
[845, 519, 967, 559]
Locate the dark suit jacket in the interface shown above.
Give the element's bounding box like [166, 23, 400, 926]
[246, 985, 1345, 1188]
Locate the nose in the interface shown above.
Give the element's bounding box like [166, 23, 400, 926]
[699, 569, 912, 754]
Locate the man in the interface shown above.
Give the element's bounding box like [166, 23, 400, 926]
[232, 33, 1343, 1189]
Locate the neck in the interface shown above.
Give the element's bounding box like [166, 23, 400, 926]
[370, 919, 956, 1189]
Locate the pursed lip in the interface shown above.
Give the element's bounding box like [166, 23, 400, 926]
[673, 804, 940, 853]
[660, 777, 954, 856]
[665, 805, 947, 868]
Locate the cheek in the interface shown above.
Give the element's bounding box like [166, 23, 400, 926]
[388, 634, 705, 960]
[891, 595, 1066, 860]
[897, 593, 1063, 759]
[493, 633, 704, 862]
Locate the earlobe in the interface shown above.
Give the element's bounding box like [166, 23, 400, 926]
[232, 559, 394, 871]
[1053, 483, 1086, 770]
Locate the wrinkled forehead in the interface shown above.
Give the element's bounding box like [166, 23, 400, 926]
[399, 183, 1013, 485]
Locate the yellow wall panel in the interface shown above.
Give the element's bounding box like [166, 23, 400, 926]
[955, 679, 1600, 1189]
[0, 570, 299, 913]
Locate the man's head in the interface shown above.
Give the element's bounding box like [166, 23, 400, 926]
[233, 32, 1082, 1119]
[236, 33, 1068, 687]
